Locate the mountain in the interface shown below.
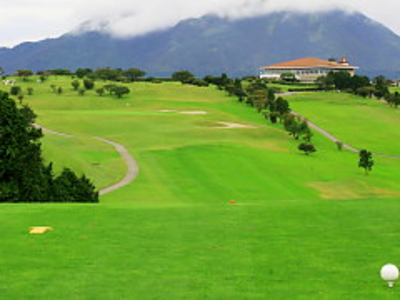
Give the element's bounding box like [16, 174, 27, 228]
[2, 10, 400, 78]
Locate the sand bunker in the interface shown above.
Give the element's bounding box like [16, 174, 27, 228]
[157, 109, 177, 113]
[29, 227, 54, 234]
[157, 110, 208, 115]
[179, 111, 208, 115]
[212, 122, 257, 129]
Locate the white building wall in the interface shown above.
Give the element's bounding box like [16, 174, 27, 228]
[260, 68, 333, 81]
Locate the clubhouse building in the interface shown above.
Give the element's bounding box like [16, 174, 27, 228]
[260, 57, 358, 82]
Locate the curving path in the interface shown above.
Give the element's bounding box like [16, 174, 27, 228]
[34, 124, 139, 195]
[290, 112, 400, 160]
[277, 92, 400, 160]
[94, 137, 139, 195]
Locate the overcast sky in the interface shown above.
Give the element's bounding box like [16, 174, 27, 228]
[1, 0, 399, 47]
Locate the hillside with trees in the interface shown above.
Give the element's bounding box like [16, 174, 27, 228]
[0, 91, 98, 202]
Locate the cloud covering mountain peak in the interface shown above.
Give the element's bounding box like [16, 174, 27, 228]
[1, 0, 399, 47]
[72, 0, 354, 38]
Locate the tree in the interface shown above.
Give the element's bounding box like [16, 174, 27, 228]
[275, 97, 290, 119]
[104, 84, 117, 95]
[189, 78, 208, 87]
[219, 73, 233, 88]
[95, 68, 122, 81]
[331, 71, 352, 90]
[282, 114, 312, 141]
[15, 69, 33, 81]
[355, 86, 375, 98]
[373, 75, 390, 99]
[171, 70, 195, 83]
[284, 114, 300, 139]
[245, 79, 268, 94]
[204, 74, 232, 88]
[39, 75, 49, 82]
[123, 68, 146, 82]
[298, 121, 311, 139]
[222, 79, 247, 102]
[83, 79, 95, 90]
[235, 87, 247, 102]
[96, 87, 105, 96]
[302, 127, 313, 143]
[26, 87, 34, 95]
[10, 86, 22, 96]
[71, 80, 80, 91]
[358, 149, 374, 174]
[113, 86, 130, 98]
[298, 143, 316, 155]
[249, 89, 267, 112]
[224, 83, 236, 96]
[78, 88, 86, 96]
[266, 111, 280, 124]
[75, 68, 93, 79]
[393, 93, 400, 108]
[267, 89, 275, 103]
[350, 75, 371, 92]
[0, 91, 47, 201]
[47, 69, 72, 76]
[17, 93, 24, 104]
[53, 168, 98, 203]
[316, 75, 334, 90]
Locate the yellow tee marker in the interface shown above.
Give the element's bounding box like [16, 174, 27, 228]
[29, 227, 54, 234]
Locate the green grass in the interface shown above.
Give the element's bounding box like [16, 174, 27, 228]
[287, 92, 400, 156]
[2, 200, 400, 299]
[390, 86, 400, 93]
[41, 134, 126, 190]
[1, 77, 400, 298]
[267, 82, 319, 92]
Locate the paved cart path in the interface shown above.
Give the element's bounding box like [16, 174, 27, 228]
[277, 92, 400, 160]
[34, 124, 139, 195]
[94, 137, 139, 195]
[290, 112, 400, 160]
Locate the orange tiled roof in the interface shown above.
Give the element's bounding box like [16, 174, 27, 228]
[262, 57, 357, 69]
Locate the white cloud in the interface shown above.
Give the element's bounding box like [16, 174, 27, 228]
[66, 0, 360, 38]
[0, 0, 400, 46]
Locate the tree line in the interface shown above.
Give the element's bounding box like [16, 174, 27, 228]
[179, 73, 318, 155]
[179, 71, 378, 169]
[315, 71, 400, 108]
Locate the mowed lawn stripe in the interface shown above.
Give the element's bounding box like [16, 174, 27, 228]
[1, 200, 400, 299]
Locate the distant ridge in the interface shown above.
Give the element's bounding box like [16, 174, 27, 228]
[1, 10, 400, 78]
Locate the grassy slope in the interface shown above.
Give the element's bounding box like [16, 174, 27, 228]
[287, 92, 400, 155]
[41, 134, 125, 189]
[25, 79, 400, 202]
[1, 78, 400, 298]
